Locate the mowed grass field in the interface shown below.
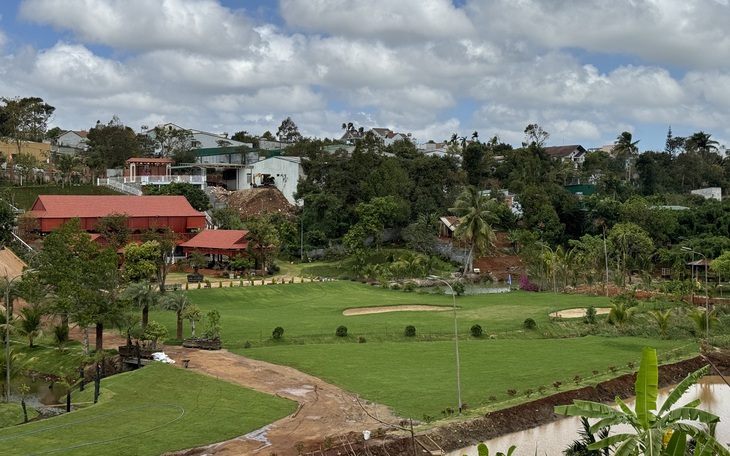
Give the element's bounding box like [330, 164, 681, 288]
[0, 363, 295, 456]
[147, 281, 697, 418]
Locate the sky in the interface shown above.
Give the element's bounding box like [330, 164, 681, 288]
[1, 0, 729, 152]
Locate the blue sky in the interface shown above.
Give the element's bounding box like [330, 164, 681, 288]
[1, 0, 729, 153]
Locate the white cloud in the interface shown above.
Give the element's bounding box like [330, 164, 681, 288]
[18, 0, 261, 56]
[280, 0, 475, 43]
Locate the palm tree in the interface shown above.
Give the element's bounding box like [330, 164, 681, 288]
[17, 306, 44, 348]
[688, 308, 719, 337]
[122, 282, 158, 331]
[649, 309, 672, 339]
[563, 416, 610, 456]
[685, 131, 719, 154]
[449, 186, 498, 273]
[159, 292, 190, 341]
[556, 347, 728, 456]
[613, 131, 640, 181]
[608, 302, 634, 329]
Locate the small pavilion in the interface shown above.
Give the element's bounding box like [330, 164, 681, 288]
[124, 158, 173, 182]
[180, 229, 250, 264]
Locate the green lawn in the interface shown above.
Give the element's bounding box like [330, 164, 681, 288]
[0, 363, 295, 456]
[143, 281, 699, 418]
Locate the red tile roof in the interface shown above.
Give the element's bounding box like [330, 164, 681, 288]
[30, 195, 203, 218]
[181, 230, 249, 250]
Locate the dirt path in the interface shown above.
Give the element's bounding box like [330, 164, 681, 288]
[91, 331, 401, 456]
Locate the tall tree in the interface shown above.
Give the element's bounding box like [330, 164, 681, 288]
[121, 281, 157, 331]
[141, 227, 177, 292]
[449, 186, 498, 273]
[276, 117, 302, 143]
[685, 131, 719, 154]
[150, 125, 200, 163]
[33, 219, 125, 354]
[159, 292, 190, 341]
[613, 131, 640, 182]
[607, 222, 654, 289]
[84, 116, 140, 171]
[0, 97, 55, 153]
[245, 215, 281, 271]
[95, 213, 131, 251]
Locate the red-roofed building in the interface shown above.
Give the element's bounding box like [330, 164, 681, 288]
[180, 229, 249, 259]
[23, 195, 207, 236]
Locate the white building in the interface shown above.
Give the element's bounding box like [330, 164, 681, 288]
[244, 156, 304, 205]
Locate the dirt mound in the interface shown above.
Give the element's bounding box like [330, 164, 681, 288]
[211, 187, 295, 219]
[474, 232, 524, 281]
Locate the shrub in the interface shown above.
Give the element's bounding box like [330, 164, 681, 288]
[519, 275, 540, 292]
[358, 336, 367, 343]
[243, 341, 251, 349]
[404, 325, 416, 337]
[524, 389, 534, 398]
[452, 280, 466, 296]
[488, 395, 497, 402]
[537, 385, 547, 395]
[391, 283, 402, 290]
[523, 318, 537, 329]
[553, 381, 562, 390]
[584, 306, 597, 324]
[272, 326, 284, 340]
[335, 325, 348, 337]
[506, 389, 517, 397]
[403, 281, 416, 292]
[573, 375, 582, 385]
[470, 324, 483, 337]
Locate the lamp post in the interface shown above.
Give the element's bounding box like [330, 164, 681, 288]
[430, 277, 462, 413]
[681, 247, 709, 339]
[3, 270, 27, 403]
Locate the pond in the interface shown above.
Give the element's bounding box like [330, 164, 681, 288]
[8, 375, 69, 410]
[451, 376, 730, 456]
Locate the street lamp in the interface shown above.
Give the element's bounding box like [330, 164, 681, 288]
[3, 269, 28, 403]
[681, 247, 709, 339]
[430, 277, 462, 414]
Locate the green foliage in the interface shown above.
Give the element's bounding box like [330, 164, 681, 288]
[523, 318, 536, 330]
[556, 347, 728, 456]
[470, 324, 483, 337]
[450, 186, 498, 273]
[335, 325, 348, 337]
[451, 280, 466, 296]
[272, 326, 284, 340]
[403, 325, 416, 337]
[142, 320, 169, 350]
[584, 306, 597, 325]
[204, 309, 221, 340]
[145, 182, 210, 211]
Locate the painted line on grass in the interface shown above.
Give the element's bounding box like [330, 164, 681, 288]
[0, 404, 185, 454]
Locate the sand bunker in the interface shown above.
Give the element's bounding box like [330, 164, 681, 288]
[343, 305, 453, 316]
[550, 307, 611, 318]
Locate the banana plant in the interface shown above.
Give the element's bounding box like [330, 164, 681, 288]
[555, 347, 729, 455]
[466, 443, 516, 456]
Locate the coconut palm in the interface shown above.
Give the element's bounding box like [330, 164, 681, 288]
[159, 292, 190, 341]
[649, 310, 672, 339]
[563, 416, 610, 456]
[688, 308, 719, 337]
[556, 347, 729, 456]
[122, 281, 158, 331]
[685, 131, 719, 154]
[17, 306, 44, 348]
[608, 302, 634, 329]
[449, 186, 498, 273]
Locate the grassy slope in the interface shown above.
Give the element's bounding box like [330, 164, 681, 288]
[0, 363, 295, 456]
[145, 281, 697, 418]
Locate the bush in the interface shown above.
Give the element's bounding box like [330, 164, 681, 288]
[403, 281, 416, 292]
[404, 325, 416, 337]
[243, 341, 252, 349]
[452, 280, 466, 296]
[335, 325, 348, 337]
[358, 336, 367, 343]
[584, 306, 597, 324]
[523, 318, 537, 329]
[272, 326, 284, 340]
[470, 324, 483, 337]
[519, 275, 540, 292]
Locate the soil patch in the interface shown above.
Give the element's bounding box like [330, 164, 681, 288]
[549, 307, 611, 319]
[343, 305, 453, 316]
